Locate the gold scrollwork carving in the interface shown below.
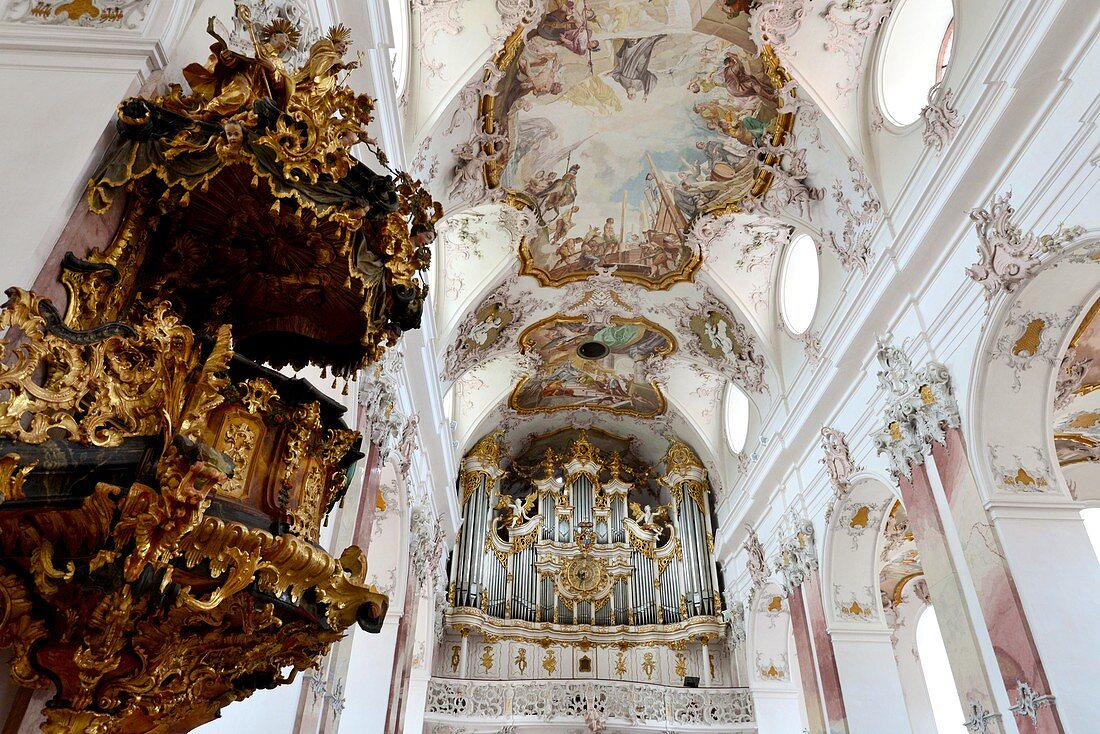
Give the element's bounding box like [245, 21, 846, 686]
[0, 289, 225, 447]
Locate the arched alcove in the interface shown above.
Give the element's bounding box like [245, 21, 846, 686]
[747, 582, 794, 687]
[821, 473, 901, 628]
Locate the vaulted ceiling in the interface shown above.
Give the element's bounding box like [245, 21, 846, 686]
[401, 0, 902, 494]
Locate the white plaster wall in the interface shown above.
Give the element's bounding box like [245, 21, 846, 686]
[988, 504, 1100, 732]
[891, 601, 938, 734]
[752, 689, 804, 734]
[193, 678, 303, 734]
[831, 629, 913, 734]
[339, 612, 401, 732]
[0, 63, 139, 288]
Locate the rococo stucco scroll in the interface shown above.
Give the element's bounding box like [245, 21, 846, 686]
[967, 191, 1084, 302]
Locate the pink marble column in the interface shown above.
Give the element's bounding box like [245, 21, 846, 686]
[789, 571, 848, 734]
[896, 461, 1007, 733]
[384, 568, 422, 733]
[928, 428, 1063, 734]
[788, 584, 829, 734]
[352, 441, 383, 550]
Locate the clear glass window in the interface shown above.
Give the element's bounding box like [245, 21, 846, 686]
[779, 233, 819, 336]
[879, 0, 955, 126]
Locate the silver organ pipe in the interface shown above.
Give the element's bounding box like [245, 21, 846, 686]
[448, 433, 722, 633]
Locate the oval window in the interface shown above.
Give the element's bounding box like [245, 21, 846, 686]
[725, 383, 750, 454]
[779, 233, 819, 336]
[878, 0, 955, 126]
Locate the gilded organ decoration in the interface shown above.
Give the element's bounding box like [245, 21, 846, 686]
[446, 429, 725, 650]
[0, 12, 412, 731]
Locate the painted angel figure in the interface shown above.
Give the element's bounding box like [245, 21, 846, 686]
[468, 311, 503, 347]
[629, 501, 669, 535]
[705, 318, 738, 358]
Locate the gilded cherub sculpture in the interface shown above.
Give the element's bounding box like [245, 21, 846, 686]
[498, 493, 537, 529]
[629, 501, 670, 535]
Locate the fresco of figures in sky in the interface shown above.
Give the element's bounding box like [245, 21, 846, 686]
[511, 316, 675, 417]
[491, 0, 780, 287]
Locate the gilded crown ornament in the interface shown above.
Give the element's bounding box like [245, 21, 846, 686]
[0, 10, 428, 731]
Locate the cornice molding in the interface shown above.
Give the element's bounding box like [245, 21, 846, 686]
[0, 0, 193, 69]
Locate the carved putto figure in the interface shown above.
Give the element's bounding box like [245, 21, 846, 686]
[583, 705, 607, 733]
[398, 413, 421, 478]
[746, 134, 824, 220]
[499, 493, 537, 529]
[629, 502, 670, 535]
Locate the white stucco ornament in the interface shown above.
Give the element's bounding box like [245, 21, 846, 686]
[743, 526, 771, 592]
[967, 191, 1084, 302]
[920, 82, 960, 153]
[749, 0, 806, 57]
[821, 0, 894, 95]
[1008, 679, 1056, 726]
[820, 426, 860, 498]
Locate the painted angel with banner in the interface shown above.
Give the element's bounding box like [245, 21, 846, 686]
[629, 502, 669, 535]
[499, 493, 537, 529]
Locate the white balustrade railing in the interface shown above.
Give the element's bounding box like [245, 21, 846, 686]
[424, 677, 755, 730]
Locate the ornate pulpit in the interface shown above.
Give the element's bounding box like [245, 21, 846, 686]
[0, 12, 439, 732]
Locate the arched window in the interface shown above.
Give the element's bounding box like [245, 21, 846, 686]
[936, 19, 955, 84]
[725, 383, 750, 454]
[779, 233, 819, 335]
[915, 607, 967, 734]
[878, 0, 955, 126]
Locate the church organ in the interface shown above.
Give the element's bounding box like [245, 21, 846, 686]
[447, 430, 725, 642]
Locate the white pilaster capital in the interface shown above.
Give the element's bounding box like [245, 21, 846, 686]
[984, 498, 1089, 523]
[827, 626, 896, 643]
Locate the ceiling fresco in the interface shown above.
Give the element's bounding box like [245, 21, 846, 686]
[1054, 296, 1100, 467]
[878, 501, 922, 609]
[414, 0, 869, 490]
[488, 9, 788, 288]
[510, 315, 676, 417]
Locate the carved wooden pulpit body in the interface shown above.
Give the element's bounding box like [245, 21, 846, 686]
[0, 14, 439, 733]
